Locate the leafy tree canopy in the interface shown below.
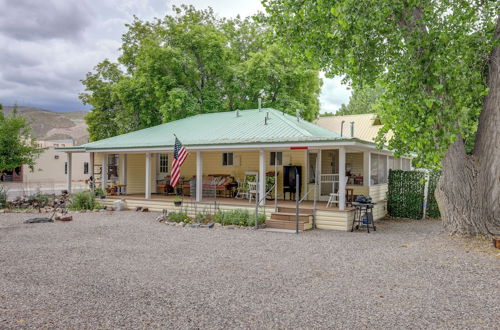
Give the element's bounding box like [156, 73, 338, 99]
[335, 84, 384, 116]
[263, 0, 499, 167]
[0, 105, 41, 173]
[81, 5, 322, 141]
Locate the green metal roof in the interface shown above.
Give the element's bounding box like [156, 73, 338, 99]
[77, 108, 351, 150]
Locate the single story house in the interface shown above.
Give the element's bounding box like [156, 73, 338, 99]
[58, 108, 412, 230]
[1, 139, 90, 184]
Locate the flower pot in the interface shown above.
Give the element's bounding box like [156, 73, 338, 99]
[174, 201, 182, 207]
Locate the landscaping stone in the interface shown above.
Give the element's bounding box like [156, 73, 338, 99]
[207, 222, 215, 229]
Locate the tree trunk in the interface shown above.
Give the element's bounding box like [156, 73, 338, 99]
[435, 16, 500, 236]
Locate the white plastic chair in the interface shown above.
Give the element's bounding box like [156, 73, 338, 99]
[235, 178, 247, 199]
[326, 176, 348, 208]
[247, 181, 257, 203]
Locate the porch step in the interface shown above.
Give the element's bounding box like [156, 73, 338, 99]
[277, 206, 313, 215]
[270, 212, 311, 222]
[265, 219, 313, 231]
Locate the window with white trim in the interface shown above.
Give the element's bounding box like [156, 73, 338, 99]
[270, 152, 283, 166]
[370, 154, 388, 185]
[159, 154, 168, 173]
[222, 152, 234, 166]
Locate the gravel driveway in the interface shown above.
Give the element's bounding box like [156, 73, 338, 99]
[0, 211, 498, 329]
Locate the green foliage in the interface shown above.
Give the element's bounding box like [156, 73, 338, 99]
[336, 84, 384, 116]
[0, 185, 7, 208]
[81, 5, 321, 141]
[0, 104, 42, 173]
[263, 1, 499, 167]
[93, 188, 105, 197]
[213, 209, 265, 226]
[68, 191, 97, 211]
[167, 211, 189, 223]
[387, 170, 441, 219]
[195, 212, 213, 224]
[387, 170, 425, 219]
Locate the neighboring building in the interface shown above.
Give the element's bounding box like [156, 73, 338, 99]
[59, 108, 413, 231]
[1, 139, 91, 184]
[316, 113, 412, 171]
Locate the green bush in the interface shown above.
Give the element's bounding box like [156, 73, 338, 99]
[248, 213, 266, 227]
[195, 212, 213, 224]
[212, 209, 265, 226]
[93, 188, 105, 197]
[68, 191, 96, 210]
[0, 185, 7, 208]
[167, 211, 189, 223]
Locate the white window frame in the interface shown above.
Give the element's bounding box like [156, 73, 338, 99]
[222, 152, 234, 166]
[370, 153, 388, 185]
[159, 154, 169, 173]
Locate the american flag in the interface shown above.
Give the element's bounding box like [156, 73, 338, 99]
[170, 137, 187, 188]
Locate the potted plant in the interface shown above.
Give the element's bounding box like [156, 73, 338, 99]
[173, 196, 182, 206]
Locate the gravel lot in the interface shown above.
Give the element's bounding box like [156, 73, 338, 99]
[0, 211, 498, 329]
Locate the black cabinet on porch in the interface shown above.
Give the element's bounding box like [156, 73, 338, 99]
[283, 166, 302, 200]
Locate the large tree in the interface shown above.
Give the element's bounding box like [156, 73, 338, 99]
[0, 105, 41, 175]
[80, 6, 321, 141]
[263, 1, 499, 235]
[336, 84, 385, 116]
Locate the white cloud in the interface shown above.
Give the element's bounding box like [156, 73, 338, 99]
[0, 0, 351, 113]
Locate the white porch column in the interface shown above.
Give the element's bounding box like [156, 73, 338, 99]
[259, 150, 266, 206]
[145, 152, 151, 199]
[66, 152, 72, 193]
[399, 157, 403, 169]
[363, 151, 371, 187]
[338, 147, 346, 210]
[101, 153, 107, 190]
[196, 151, 203, 202]
[120, 154, 127, 185]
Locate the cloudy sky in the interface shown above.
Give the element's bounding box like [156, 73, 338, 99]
[0, 0, 351, 113]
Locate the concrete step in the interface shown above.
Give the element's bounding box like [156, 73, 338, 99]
[277, 206, 313, 215]
[265, 219, 313, 231]
[270, 212, 311, 222]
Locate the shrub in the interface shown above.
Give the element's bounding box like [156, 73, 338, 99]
[93, 188, 105, 197]
[248, 213, 267, 227]
[0, 185, 7, 208]
[167, 211, 189, 223]
[195, 212, 213, 224]
[212, 209, 265, 226]
[68, 191, 96, 210]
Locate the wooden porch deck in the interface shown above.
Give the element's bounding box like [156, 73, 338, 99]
[105, 193, 355, 212]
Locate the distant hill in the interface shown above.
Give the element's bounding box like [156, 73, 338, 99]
[2, 106, 89, 145]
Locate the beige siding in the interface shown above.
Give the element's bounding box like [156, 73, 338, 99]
[126, 154, 146, 194]
[315, 210, 351, 231]
[369, 184, 388, 202]
[346, 185, 368, 196]
[24, 149, 90, 183]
